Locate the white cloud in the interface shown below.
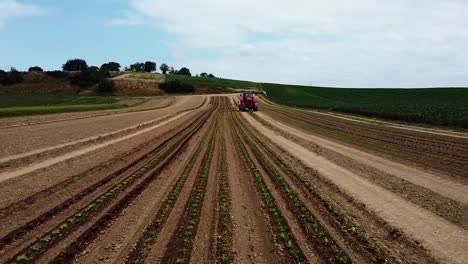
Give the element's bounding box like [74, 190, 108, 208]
[114, 0, 468, 87]
[0, 0, 47, 29]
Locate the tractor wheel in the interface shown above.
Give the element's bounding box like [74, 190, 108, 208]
[253, 103, 258, 112]
[239, 103, 245, 112]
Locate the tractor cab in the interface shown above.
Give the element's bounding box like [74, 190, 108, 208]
[238, 92, 258, 112]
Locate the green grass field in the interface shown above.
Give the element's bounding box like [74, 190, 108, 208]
[0, 93, 123, 117]
[261, 84, 468, 128]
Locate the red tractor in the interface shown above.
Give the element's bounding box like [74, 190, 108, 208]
[238, 92, 258, 112]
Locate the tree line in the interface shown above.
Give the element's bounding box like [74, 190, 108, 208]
[1, 58, 217, 94]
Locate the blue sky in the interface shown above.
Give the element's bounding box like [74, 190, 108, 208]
[1, 0, 468, 87]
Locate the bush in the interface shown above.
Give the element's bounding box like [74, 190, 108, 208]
[45, 71, 69, 79]
[0, 68, 24, 85]
[97, 79, 115, 95]
[160, 80, 194, 94]
[28, 66, 43, 72]
[69, 67, 104, 88]
[63, 58, 88, 71]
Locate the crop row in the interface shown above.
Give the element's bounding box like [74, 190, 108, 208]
[235, 116, 349, 262]
[163, 119, 218, 264]
[231, 113, 307, 263]
[216, 118, 232, 263]
[127, 130, 209, 263]
[10, 112, 210, 264]
[249, 113, 387, 262]
[0, 108, 212, 252]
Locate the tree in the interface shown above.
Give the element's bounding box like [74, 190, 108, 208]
[169, 67, 176, 74]
[144, 61, 157, 72]
[176, 67, 191, 76]
[160, 63, 170, 74]
[28, 66, 43, 72]
[208, 73, 215, 78]
[100, 62, 121, 72]
[128, 62, 145, 72]
[63, 59, 88, 71]
[200, 72, 208, 77]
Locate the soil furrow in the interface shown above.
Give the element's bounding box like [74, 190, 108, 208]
[0, 108, 210, 259]
[3, 103, 215, 264]
[224, 112, 289, 264]
[231, 111, 309, 263]
[253, 112, 467, 227]
[241, 111, 467, 264]
[160, 114, 219, 264]
[73, 117, 211, 264]
[263, 104, 468, 179]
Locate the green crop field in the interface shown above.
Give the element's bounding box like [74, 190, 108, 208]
[0, 93, 122, 117]
[261, 84, 468, 128]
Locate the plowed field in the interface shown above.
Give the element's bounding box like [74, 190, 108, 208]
[0, 95, 466, 264]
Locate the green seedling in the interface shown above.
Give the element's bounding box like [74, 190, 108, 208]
[31, 244, 42, 252]
[367, 242, 376, 251]
[330, 245, 338, 254]
[16, 254, 29, 262]
[359, 232, 369, 242]
[376, 251, 386, 262]
[41, 235, 52, 242]
[180, 247, 188, 255]
[339, 256, 349, 263]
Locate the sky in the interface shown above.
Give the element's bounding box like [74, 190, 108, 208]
[1, 0, 467, 88]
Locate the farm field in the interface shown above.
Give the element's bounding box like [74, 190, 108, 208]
[261, 84, 468, 128]
[0, 94, 134, 118]
[0, 95, 467, 264]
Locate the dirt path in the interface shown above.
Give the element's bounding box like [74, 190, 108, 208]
[242, 112, 468, 264]
[256, 112, 468, 205]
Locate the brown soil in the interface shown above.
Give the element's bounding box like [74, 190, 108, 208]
[0, 95, 464, 264]
[261, 102, 468, 182]
[242, 110, 467, 264]
[255, 112, 468, 228]
[0, 96, 203, 160]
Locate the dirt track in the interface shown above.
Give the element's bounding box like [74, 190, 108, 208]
[0, 95, 466, 264]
